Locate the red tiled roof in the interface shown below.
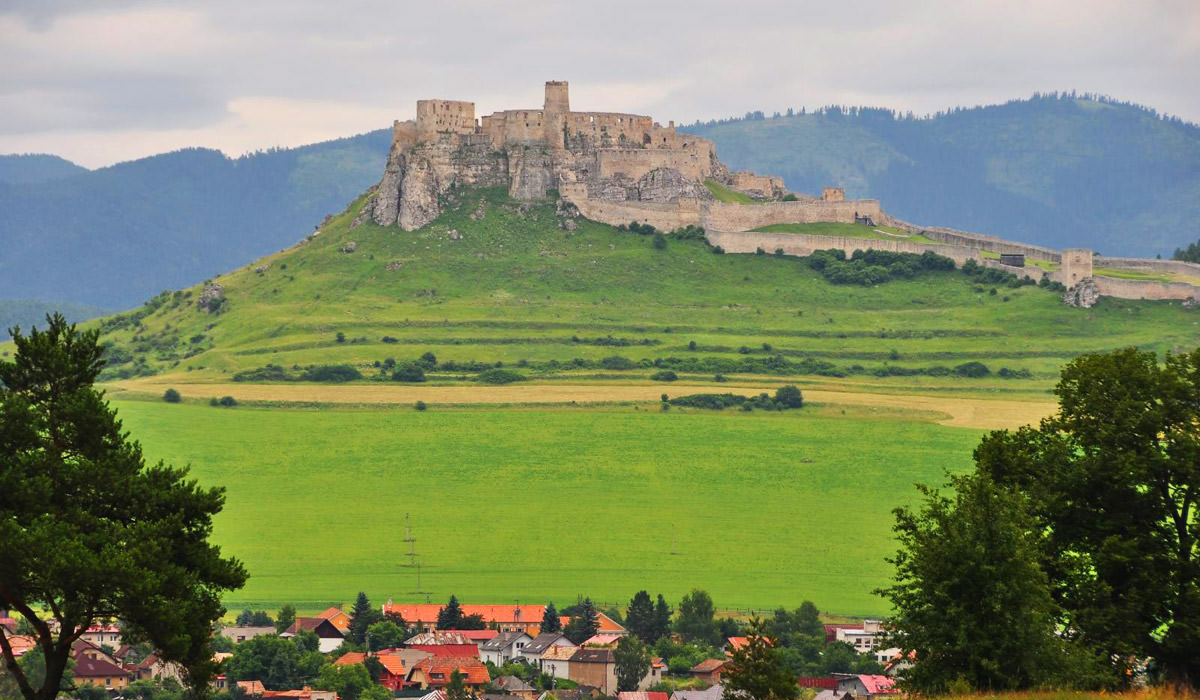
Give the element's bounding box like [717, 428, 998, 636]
[690, 658, 727, 673]
[5, 635, 36, 657]
[454, 629, 499, 641]
[383, 603, 545, 625]
[413, 656, 490, 686]
[318, 608, 351, 630]
[376, 654, 408, 677]
[73, 653, 130, 679]
[857, 675, 897, 695]
[617, 693, 669, 700]
[334, 652, 368, 666]
[726, 637, 749, 650]
[582, 634, 621, 647]
[239, 681, 266, 696]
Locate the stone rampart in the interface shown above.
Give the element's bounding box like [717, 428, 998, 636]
[1094, 256, 1200, 277]
[596, 147, 712, 182]
[570, 196, 704, 231]
[705, 229, 980, 265]
[1092, 276, 1199, 301]
[919, 225, 1061, 261]
[416, 100, 476, 141]
[703, 200, 883, 231]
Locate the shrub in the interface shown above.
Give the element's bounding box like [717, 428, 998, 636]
[600, 356, 636, 370]
[162, 388, 181, 403]
[652, 232, 667, 250]
[954, 361, 991, 378]
[418, 351, 438, 368]
[415, 401, 427, 411]
[233, 364, 291, 382]
[218, 396, 237, 407]
[335, 332, 346, 343]
[300, 364, 362, 382]
[755, 247, 766, 255]
[476, 368, 526, 384]
[392, 363, 427, 382]
[774, 385, 804, 408]
[381, 336, 399, 343]
[714, 374, 728, 383]
[711, 246, 725, 255]
[650, 370, 678, 382]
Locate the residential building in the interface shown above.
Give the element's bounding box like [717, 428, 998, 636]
[261, 688, 338, 700]
[813, 692, 854, 700]
[833, 621, 883, 654]
[835, 674, 898, 698]
[0, 609, 17, 634]
[334, 650, 420, 690]
[520, 632, 576, 666]
[538, 644, 576, 680]
[405, 632, 480, 658]
[132, 653, 185, 684]
[480, 631, 533, 665]
[494, 675, 539, 700]
[669, 687, 724, 700]
[724, 637, 749, 657]
[281, 618, 345, 653]
[317, 607, 351, 632]
[568, 647, 618, 695]
[3, 635, 36, 658]
[689, 659, 727, 685]
[73, 649, 132, 690]
[580, 634, 622, 648]
[238, 680, 267, 696]
[80, 624, 122, 648]
[407, 656, 490, 690]
[381, 601, 627, 637]
[220, 626, 277, 644]
[618, 693, 668, 700]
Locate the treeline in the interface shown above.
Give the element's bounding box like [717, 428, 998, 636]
[1173, 238, 1200, 263]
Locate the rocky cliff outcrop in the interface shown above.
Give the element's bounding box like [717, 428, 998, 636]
[1062, 278, 1101, 308]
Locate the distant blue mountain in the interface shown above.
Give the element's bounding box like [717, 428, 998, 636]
[0, 154, 88, 184]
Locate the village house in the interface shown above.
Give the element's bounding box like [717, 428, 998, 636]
[317, 607, 351, 632]
[80, 623, 122, 648]
[537, 644, 576, 680]
[580, 634, 622, 648]
[480, 630, 533, 665]
[568, 647, 661, 695]
[836, 674, 898, 698]
[669, 687, 724, 700]
[405, 631, 480, 658]
[382, 601, 627, 637]
[2, 635, 36, 658]
[72, 644, 132, 690]
[493, 675, 539, 700]
[618, 692, 668, 700]
[131, 653, 185, 684]
[689, 658, 727, 685]
[833, 621, 883, 654]
[407, 656, 490, 691]
[281, 618, 345, 653]
[0, 609, 17, 634]
[261, 687, 338, 700]
[334, 650, 424, 691]
[220, 626, 277, 644]
[520, 632, 576, 666]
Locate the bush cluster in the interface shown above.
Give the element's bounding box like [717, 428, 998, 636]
[961, 259, 1038, 288]
[475, 368, 526, 384]
[666, 385, 804, 411]
[299, 364, 362, 382]
[807, 249, 955, 285]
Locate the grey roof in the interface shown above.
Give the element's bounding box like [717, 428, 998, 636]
[671, 687, 724, 700]
[481, 630, 529, 651]
[496, 676, 535, 692]
[523, 632, 571, 655]
[570, 647, 613, 664]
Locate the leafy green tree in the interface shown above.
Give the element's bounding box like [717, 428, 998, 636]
[0, 315, 247, 700]
[625, 591, 656, 643]
[976, 347, 1200, 689]
[436, 595, 464, 630]
[163, 388, 181, 403]
[723, 619, 797, 700]
[563, 598, 600, 644]
[1173, 239, 1200, 263]
[315, 663, 372, 700]
[358, 686, 391, 700]
[348, 592, 382, 646]
[291, 629, 320, 654]
[795, 601, 822, 638]
[276, 605, 296, 634]
[774, 385, 803, 409]
[366, 621, 407, 651]
[652, 595, 672, 645]
[445, 669, 469, 700]
[675, 589, 718, 646]
[224, 634, 324, 689]
[877, 471, 1074, 693]
[540, 602, 562, 634]
[614, 635, 651, 692]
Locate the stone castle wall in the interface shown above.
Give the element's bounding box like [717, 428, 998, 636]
[416, 100, 476, 141]
[1092, 276, 1199, 301]
[1094, 256, 1200, 277]
[570, 195, 705, 231]
[703, 199, 883, 231]
[596, 147, 713, 182]
[731, 172, 785, 198]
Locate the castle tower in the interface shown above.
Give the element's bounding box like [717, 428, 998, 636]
[544, 81, 569, 148]
[1061, 248, 1094, 288]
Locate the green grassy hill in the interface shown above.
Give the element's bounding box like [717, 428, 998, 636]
[88, 187, 1194, 391]
[32, 187, 1193, 616]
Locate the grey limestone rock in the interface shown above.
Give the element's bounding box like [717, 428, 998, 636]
[1061, 278, 1101, 308]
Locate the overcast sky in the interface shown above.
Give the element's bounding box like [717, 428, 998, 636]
[2, 0, 1197, 168]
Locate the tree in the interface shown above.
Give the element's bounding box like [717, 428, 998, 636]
[794, 601, 822, 638]
[774, 385, 803, 409]
[675, 589, 718, 646]
[224, 634, 324, 690]
[540, 602, 562, 634]
[445, 669, 469, 700]
[163, 388, 181, 403]
[276, 605, 296, 634]
[651, 595, 672, 644]
[1173, 238, 1200, 263]
[315, 663, 372, 700]
[614, 635, 651, 692]
[436, 595, 464, 630]
[0, 315, 247, 700]
[347, 593, 381, 646]
[723, 619, 797, 700]
[877, 472, 1070, 693]
[563, 598, 600, 645]
[975, 347, 1200, 689]
[366, 621, 407, 651]
[625, 591, 656, 644]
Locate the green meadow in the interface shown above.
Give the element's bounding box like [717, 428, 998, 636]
[114, 398, 982, 616]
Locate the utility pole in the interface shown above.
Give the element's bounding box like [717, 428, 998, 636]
[402, 512, 418, 567]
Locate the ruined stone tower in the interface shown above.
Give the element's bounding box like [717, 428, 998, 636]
[543, 80, 569, 149]
[1061, 248, 1094, 288]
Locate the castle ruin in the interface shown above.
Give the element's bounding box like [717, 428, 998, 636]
[371, 81, 874, 232]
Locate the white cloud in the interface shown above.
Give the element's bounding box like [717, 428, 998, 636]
[0, 0, 1196, 167]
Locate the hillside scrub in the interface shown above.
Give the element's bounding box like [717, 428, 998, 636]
[806, 249, 956, 285]
[475, 368, 526, 384]
[668, 386, 804, 411]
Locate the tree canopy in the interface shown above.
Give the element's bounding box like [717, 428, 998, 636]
[0, 314, 247, 700]
[613, 635, 651, 692]
[723, 618, 797, 700]
[540, 602, 562, 634]
[563, 598, 600, 645]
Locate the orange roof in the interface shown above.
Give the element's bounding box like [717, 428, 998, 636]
[413, 656, 490, 686]
[596, 612, 626, 633]
[690, 658, 727, 673]
[238, 681, 266, 696]
[582, 634, 622, 647]
[5, 635, 36, 658]
[376, 654, 408, 677]
[334, 652, 367, 666]
[727, 637, 749, 650]
[318, 608, 351, 631]
[382, 603, 546, 626]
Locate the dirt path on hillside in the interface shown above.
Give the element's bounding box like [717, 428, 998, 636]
[111, 378, 1054, 430]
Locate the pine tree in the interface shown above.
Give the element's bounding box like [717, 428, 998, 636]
[540, 602, 562, 634]
[625, 591, 655, 643]
[437, 595, 464, 630]
[652, 594, 672, 644]
[348, 592, 381, 646]
[563, 598, 600, 644]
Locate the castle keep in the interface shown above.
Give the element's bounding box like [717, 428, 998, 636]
[372, 81, 872, 232]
